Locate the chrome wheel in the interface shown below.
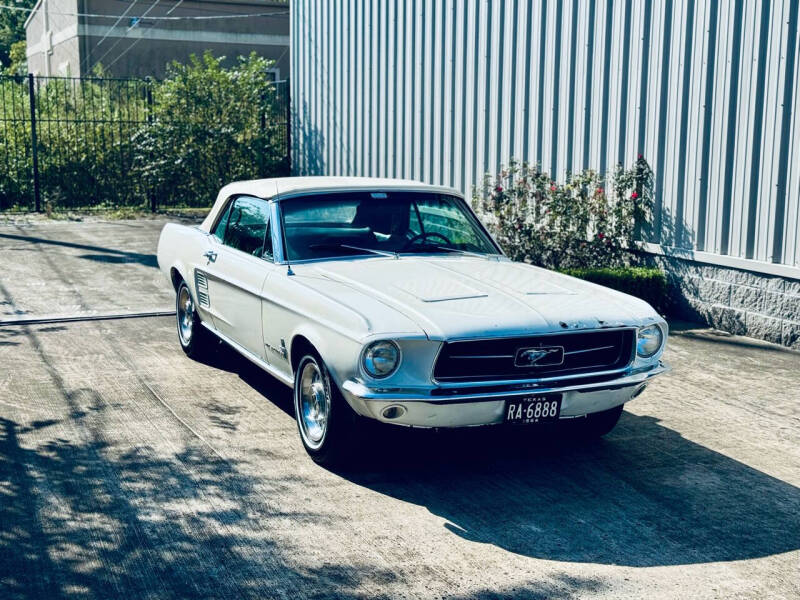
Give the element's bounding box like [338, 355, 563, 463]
[177, 284, 194, 346]
[297, 358, 330, 450]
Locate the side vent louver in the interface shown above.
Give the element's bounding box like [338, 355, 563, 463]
[194, 270, 210, 308]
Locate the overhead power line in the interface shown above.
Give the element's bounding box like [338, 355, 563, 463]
[101, 0, 164, 71]
[0, 3, 289, 20]
[80, 0, 140, 73]
[92, 0, 162, 71]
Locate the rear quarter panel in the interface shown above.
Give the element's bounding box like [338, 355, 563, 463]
[156, 223, 211, 306]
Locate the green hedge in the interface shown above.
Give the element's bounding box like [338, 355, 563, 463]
[559, 266, 668, 314]
[0, 53, 288, 212]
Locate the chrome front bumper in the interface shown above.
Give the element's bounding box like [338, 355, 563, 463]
[341, 362, 670, 428]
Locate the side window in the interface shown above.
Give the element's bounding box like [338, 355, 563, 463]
[222, 197, 271, 257]
[211, 200, 233, 242]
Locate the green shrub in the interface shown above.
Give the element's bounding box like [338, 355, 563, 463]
[35, 76, 148, 209]
[0, 52, 288, 211]
[560, 266, 668, 314]
[473, 157, 654, 270]
[132, 52, 288, 208]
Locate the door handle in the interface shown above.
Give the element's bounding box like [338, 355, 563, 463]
[203, 250, 218, 263]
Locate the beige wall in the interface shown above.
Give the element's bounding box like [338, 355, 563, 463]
[26, 0, 81, 75]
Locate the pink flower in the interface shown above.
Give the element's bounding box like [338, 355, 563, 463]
[495, 185, 503, 193]
[638, 153, 643, 159]
[550, 185, 557, 192]
[597, 232, 604, 240]
[631, 191, 639, 199]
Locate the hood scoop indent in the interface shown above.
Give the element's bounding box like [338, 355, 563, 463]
[392, 279, 488, 303]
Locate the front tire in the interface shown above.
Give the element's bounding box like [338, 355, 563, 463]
[294, 352, 357, 466]
[176, 280, 213, 359]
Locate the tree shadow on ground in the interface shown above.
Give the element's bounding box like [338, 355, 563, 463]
[0, 322, 400, 600]
[0, 232, 158, 268]
[0, 407, 608, 599]
[0, 411, 404, 600]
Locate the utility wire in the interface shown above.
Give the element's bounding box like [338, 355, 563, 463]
[0, 3, 289, 20]
[165, 0, 183, 15]
[80, 0, 140, 73]
[93, 0, 169, 72]
[91, 0, 157, 72]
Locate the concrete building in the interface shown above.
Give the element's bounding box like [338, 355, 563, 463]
[25, 0, 289, 78]
[291, 0, 800, 348]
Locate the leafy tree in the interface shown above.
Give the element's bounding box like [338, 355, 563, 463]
[133, 51, 288, 207]
[0, 0, 35, 73]
[5, 39, 26, 75]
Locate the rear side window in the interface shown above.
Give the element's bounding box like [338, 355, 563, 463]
[222, 197, 271, 257]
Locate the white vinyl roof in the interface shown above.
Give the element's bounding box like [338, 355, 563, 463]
[200, 176, 460, 232]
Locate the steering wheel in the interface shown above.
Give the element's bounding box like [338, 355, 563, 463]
[400, 231, 453, 251]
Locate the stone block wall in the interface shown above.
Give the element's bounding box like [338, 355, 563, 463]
[652, 255, 800, 350]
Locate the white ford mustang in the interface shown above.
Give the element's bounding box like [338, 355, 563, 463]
[158, 177, 669, 464]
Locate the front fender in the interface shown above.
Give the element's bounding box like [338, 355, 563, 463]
[288, 323, 368, 416]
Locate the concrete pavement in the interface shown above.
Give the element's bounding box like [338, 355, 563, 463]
[0, 217, 798, 599]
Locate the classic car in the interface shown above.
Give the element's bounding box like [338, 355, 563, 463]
[157, 177, 669, 464]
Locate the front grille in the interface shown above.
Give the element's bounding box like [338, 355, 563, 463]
[433, 329, 636, 382]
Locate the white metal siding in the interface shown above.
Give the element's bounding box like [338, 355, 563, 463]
[292, 0, 800, 269]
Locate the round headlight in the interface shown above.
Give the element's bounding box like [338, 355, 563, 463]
[362, 340, 400, 378]
[637, 324, 664, 358]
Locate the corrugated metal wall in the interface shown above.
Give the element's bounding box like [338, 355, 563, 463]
[291, 0, 800, 269]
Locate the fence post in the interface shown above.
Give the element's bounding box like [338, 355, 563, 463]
[27, 74, 41, 213]
[259, 89, 267, 176]
[285, 79, 291, 174]
[146, 79, 156, 213]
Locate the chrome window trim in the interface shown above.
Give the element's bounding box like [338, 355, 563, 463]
[269, 200, 285, 263]
[210, 195, 276, 264]
[270, 188, 505, 264]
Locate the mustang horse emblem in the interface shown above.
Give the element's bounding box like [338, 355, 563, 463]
[515, 346, 564, 367]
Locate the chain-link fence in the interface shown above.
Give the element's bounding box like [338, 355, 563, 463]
[0, 74, 289, 212]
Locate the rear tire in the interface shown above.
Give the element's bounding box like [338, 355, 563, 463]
[176, 280, 213, 360]
[294, 352, 358, 467]
[582, 404, 624, 438]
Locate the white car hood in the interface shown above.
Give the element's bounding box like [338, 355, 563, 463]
[299, 256, 659, 340]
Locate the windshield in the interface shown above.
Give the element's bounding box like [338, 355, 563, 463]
[280, 191, 500, 261]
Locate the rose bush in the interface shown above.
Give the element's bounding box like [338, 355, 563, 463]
[472, 157, 654, 270]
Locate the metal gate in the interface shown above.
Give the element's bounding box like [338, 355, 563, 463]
[0, 74, 290, 212]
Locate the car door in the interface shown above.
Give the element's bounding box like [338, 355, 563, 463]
[200, 195, 275, 361]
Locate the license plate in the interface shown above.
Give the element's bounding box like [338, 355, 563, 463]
[505, 395, 561, 425]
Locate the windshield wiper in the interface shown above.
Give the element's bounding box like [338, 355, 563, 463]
[434, 246, 501, 259]
[308, 243, 398, 259]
